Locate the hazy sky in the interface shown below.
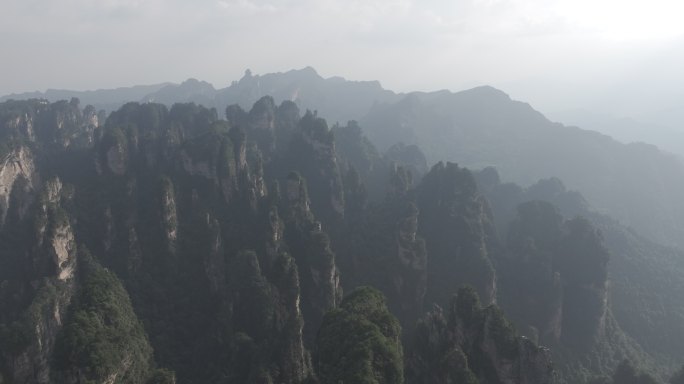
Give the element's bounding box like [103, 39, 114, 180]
[2, 0, 684, 117]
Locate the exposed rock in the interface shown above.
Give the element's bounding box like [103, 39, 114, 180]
[203, 214, 225, 293]
[52, 225, 75, 281]
[282, 111, 345, 227]
[501, 202, 610, 350]
[406, 286, 555, 384]
[0, 147, 38, 226]
[8, 280, 74, 384]
[340, 166, 428, 330]
[417, 162, 498, 308]
[161, 179, 178, 245]
[269, 253, 312, 383]
[5, 113, 36, 142]
[180, 149, 214, 180]
[2, 177, 78, 384]
[106, 140, 127, 175]
[230, 251, 313, 383]
[280, 172, 342, 344]
[246, 96, 277, 158]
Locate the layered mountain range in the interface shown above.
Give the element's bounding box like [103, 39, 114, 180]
[5, 67, 683, 249]
[1, 69, 684, 383]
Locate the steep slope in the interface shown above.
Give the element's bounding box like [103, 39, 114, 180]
[361, 87, 684, 249]
[7, 70, 684, 254]
[417, 162, 498, 308]
[406, 286, 554, 384]
[4, 94, 683, 384]
[213, 67, 400, 125]
[316, 287, 404, 384]
[0, 98, 346, 383]
[474, 169, 682, 381]
[52, 251, 161, 384]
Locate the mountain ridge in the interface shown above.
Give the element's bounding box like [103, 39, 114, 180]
[4, 68, 684, 249]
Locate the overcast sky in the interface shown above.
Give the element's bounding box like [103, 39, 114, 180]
[2, 0, 684, 118]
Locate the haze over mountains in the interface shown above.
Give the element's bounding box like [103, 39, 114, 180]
[4, 67, 684, 248]
[3, 68, 684, 383]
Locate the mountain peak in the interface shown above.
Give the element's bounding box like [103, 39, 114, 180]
[460, 85, 511, 100]
[178, 78, 215, 91]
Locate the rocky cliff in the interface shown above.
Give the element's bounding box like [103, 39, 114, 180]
[3, 95, 658, 384]
[406, 286, 554, 384]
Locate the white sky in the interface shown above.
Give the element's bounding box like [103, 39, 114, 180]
[2, 0, 684, 117]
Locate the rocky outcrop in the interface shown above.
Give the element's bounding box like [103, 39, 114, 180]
[406, 286, 555, 384]
[246, 96, 277, 159]
[280, 172, 342, 344]
[51, 254, 157, 384]
[501, 202, 610, 349]
[104, 133, 128, 175]
[281, 111, 345, 227]
[160, 177, 178, 248]
[12, 112, 35, 141]
[180, 149, 213, 179]
[202, 213, 225, 293]
[417, 162, 498, 308]
[229, 250, 313, 383]
[1, 177, 78, 384]
[340, 166, 428, 329]
[0, 147, 38, 226]
[1, 96, 631, 384]
[7, 280, 75, 384]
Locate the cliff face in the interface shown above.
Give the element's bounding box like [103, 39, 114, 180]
[500, 202, 609, 348]
[1, 97, 566, 384]
[406, 287, 554, 384]
[279, 172, 342, 344]
[339, 166, 428, 329]
[0, 146, 38, 226]
[0, 178, 78, 384]
[278, 111, 345, 227]
[52, 253, 157, 384]
[417, 162, 498, 308]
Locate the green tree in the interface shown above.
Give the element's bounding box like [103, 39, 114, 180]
[52, 250, 158, 383]
[316, 287, 404, 384]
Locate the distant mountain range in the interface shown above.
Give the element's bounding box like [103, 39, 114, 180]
[3, 68, 684, 383]
[0, 67, 400, 124]
[0, 83, 171, 112]
[3, 67, 684, 248]
[550, 108, 684, 158]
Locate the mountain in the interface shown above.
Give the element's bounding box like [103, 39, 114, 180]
[549, 109, 684, 158]
[0, 97, 563, 383]
[142, 78, 217, 107]
[474, 169, 684, 380]
[142, 71, 684, 250]
[140, 67, 401, 125]
[213, 67, 401, 124]
[360, 86, 684, 249]
[5, 70, 684, 251]
[3, 70, 684, 383]
[0, 83, 171, 113]
[0, 68, 400, 125]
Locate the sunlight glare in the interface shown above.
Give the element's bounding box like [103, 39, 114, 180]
[556, 0, 684, 41]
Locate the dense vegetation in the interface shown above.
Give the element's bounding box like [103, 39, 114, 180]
[316, 287, 403, 384]
[0, 84, 683, 384]
[52, 250, 164, 383]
